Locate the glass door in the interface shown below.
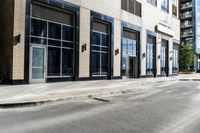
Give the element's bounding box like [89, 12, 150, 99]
[30, 46, 46, 83]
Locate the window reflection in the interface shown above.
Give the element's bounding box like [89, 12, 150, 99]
[91, 31, 109, 76]
[48, 22, 61, 39]
[31, 18, 75, 77]
[146, 43, 154, 76]
[63, 26, 74, 41]
[31, 19, 47, 37]
[47, 47, 61, 76]
[172, 49, 178, 74]
[161, 46, 167, 76]
[121, 37, 137, 76]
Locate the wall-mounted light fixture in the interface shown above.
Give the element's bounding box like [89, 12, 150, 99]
[158, 55, 161, 59]
[142, 53, 146, 58]
[81, 44, 87, 52]
[14, 34, 21, 45]
[170, 51, 173, 53]
[115, 49, 119, 55]
[170, 57, 173, 60]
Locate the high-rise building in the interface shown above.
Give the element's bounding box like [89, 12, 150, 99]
[180, 0, 200, 72]
[0, 0, 180, 84]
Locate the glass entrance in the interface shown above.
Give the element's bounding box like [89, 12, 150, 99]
[30, 3, 76, 83]
[121, 34, 138, 78]
[30, 46, 46, 83]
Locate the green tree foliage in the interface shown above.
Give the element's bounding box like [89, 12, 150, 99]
[179, 44, 195, 71]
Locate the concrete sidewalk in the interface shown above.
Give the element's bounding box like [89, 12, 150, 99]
[0, 77, 178, 108]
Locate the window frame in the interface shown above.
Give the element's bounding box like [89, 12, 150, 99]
[121, 0, 142, 17]
[147, 0, 157, 6]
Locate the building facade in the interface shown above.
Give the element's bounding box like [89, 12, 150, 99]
[180, 0, 200, 72]
[0, 0, 180, 84]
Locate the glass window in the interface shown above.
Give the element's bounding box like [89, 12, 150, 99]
[161, 0, 169, 12]
[92, 32, 100, 45]
[31, 19, 47, 37]
[31, 37, 47, 45]
[62, 49, 73, 76]
[62, 42, 73, 48]
[172, 49, 178, 74]
[146, 43, 154, 76]
[101, 53, 108, 75]
[48, 40, 61, 47]
[172, 0, 177, 16]
[92, 52, 100, 75]
[121, 37, 137, 76]
[31, 9, 75, 78]
[121, 0, 142, 17]
[102, 34, 109, 47]
[91, 31, 109, 76]
[48, 22, 61, 39]
[161, 46, 167, 75]
[63, 26, 74, 41]
[147, 0, 157, 6]
[47, 47, 61, 76]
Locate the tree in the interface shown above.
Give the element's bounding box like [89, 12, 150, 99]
[179, 44, 195, 72]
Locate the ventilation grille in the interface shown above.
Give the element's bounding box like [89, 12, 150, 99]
[32, 4, 74, 25]
[147, 35, 156, 44]
[93, 21, 109, 34]
[123, 30, 137, 40]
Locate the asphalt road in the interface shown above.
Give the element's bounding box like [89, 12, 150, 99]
[1, 81, 200, 133]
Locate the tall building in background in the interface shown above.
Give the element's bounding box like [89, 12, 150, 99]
[180, 0, 200, 72]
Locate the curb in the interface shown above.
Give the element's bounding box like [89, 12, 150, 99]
[0, 99, 64, 109]
[0, 79, 178, 109]
[179, 79, 200, 81]
[0, 88, 139, 109]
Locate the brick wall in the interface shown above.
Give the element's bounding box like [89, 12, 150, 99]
[12, 0, 26, 80]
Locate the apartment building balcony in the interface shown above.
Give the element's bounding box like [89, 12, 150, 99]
[180, 0, 192, 3]
[181, 33, 194, 38]
[180, 2, 193, 11]
[180, 13, 193, 20]
[181, 23, 193, 29]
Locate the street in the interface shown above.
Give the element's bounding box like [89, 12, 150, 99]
[1, 81, 200, 133]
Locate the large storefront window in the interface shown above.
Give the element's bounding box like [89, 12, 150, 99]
[197, 61, 200, 73]
[147, 0, 157, 6]
[172, 49, 178, 74]
[161, 39, 168, 76]
[31, 4, 75, 79]
[146, 35, 156, 76]
[195, 0, 200, 53]
[31, 18, 74, 77]
[161, 0, 169, 12]
[91, 21, 110, 76]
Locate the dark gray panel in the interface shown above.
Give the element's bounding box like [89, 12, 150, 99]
[123, 30, 137, 40]
[93, 21, 109, 34]
[32, 4, 74, 25]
